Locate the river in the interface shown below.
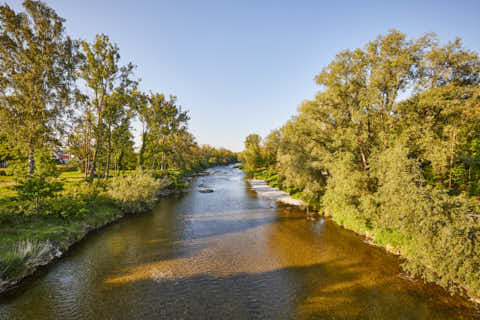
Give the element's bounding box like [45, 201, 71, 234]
[0, 165, 478, 319]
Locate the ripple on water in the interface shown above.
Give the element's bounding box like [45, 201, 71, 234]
[0, 166, 479, 319]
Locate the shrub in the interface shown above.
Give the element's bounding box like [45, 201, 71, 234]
[15, 174, 63, 215]
[154, 169, 186, 190]
[64, 180, 106, 198]
[43, 197, 90, 218]
[13, 152, 64, 215]
[107, 171, 171, 213]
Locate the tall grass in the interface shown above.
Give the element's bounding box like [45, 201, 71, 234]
[0, 240, 55, 286]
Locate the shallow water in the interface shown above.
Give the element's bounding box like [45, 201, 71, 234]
[0, 166, 478, 319]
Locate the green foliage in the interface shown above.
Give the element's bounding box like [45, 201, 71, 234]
[15, 175, 63, 214]
[322, 152, 370, 234]
[241, 30, 480, 300]
[0, 1, 238, 293]
[106, 171, 168, 213]
[58, 163, 80, 173]
[63, 180, 106, 198]
[42, 197, 90, 218]
[240, 134, 264, 175]
[14, 153, 64, 215]
[0, 1, 80, 174]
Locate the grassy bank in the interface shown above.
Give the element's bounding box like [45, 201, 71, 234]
[245, 167, 480, 305]
[0, 168, 193, 294]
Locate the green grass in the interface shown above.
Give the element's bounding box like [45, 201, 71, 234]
[0, 166, 200, 292]
[0, 201, 124, 285]
[0, 170, 86, 200]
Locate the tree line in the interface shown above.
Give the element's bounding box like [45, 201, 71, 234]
[241, 31, 480, 300]
[0, 1, 236, 182]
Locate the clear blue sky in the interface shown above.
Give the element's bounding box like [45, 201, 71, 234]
[6, 0, 480, 151]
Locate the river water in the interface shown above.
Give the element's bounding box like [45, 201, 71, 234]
[0, 166, 478, 319]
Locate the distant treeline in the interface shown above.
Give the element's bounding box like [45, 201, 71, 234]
[241, 31, 480, 300]
[0, 1, 237, 180]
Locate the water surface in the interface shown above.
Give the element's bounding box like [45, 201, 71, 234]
[0, 166, 478, 319]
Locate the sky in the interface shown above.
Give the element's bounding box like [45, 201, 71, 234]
[5, 0, 480, 151]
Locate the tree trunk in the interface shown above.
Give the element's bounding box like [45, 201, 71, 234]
[118, 149, 124, 174]
[28, 144, 35, 174]
[114, 154, 118, 176]
[85, 156, 90, 179]
[84, 120, 89, 179]
[89, 148, 97, 180]
[105, 149, 110, 179]
[359, 145, 368, 171]
[138, 131, 146, 171]
[105, 126, 111, 180]
[89, 109, 103, 180]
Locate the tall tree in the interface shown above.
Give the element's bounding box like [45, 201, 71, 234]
[78, 34, 135, 180]
[132, 91, 150, 170]
[399, 38, 480, 188]
[241, 134, 263, 173]
[143, 94, 190, 170]
[0, 0, 79, 173]
[103, 88, 134, 179]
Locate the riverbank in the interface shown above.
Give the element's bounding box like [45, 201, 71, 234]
[4, 165, 478, 319]
[247, 179, 306, 206]
[0, 169, 204, 295]
[246, 175, 480, 306]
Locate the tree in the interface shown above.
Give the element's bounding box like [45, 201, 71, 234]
[132, 91, 149, 170]
[277, 107, 328, 201]
[78, 33, 135, 180]
[0, 0, 79, 173]
[142, 94, 190, 170]
[103, 88, 135, 179]
[241, 134, 263, 174]
[262, 129, 281, 167]
[14, 152, 63, 214]
[398, 39, 480, 189]
[240, 30, 480, 297]
[110, 117, 136, 173]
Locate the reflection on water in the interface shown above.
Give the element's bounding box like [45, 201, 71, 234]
[0, 166, 479, 319]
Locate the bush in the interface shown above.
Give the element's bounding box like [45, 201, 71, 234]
[15, 174, 63, 215]
[64, 180, 107, 198]
[42, 197, 90, 218]
[107, 171, 171, 213]
[153, 169, 186, 190]
[13, 152, 64, 215]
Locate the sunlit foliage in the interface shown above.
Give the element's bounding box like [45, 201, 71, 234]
[242, 30, 480, 299]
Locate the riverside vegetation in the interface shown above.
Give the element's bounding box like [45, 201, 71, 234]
[0, 1, 236, 293]
[240, 31, 480, 302]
